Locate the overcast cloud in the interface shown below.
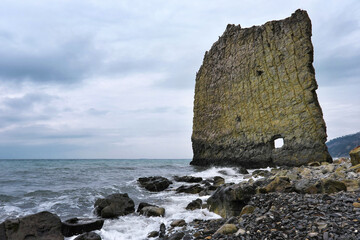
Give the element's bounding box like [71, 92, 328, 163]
[0, 0, 359, 158]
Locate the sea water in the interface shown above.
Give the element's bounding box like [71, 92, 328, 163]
[0, 159, 263, 240]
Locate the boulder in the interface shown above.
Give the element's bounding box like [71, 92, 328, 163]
[350, 146, 360, 166]
[139, 206, 165, 217]
[260, 176, 294, 193]
[170, 219, 186, 227]
[137, 202, 155, 212]
[147, 231, 159, 238]
[94, 193, 135, 218]
[213, 176, 225, 186]
[186, 198, 202, 210]
[300, 179, 347, 194]
[74, 232, 101, 240]
[173, 176, 202, 183]
[207, 183, 256, 217]
[214, 224, 238, 235]
[0, 211, 63, 240]
[176, 184, 203, 194]
[239, 205, 256, 216]
[341, 179, 360, 192]
[137, 176, 172, 192]
[62, 218, 104, 237]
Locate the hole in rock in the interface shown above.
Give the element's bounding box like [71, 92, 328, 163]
[256, 70, 263, 76]
[274, 138, 284, 149]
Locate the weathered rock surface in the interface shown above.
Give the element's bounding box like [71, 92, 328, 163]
[137, 176, 172, 192]
[94, 193, 135, 218]
[191, 9, 332, 168]
[0, 211, 63, 240]
[350, 146, 360, 166]
[61, 218, 104, 237]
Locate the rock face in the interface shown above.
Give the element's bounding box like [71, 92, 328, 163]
[0, 211, 63, 240]
[191, 9, 332, 168]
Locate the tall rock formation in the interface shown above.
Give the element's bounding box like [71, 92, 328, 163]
[191, 9, 332, 168]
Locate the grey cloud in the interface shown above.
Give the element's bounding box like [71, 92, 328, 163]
[0, 37, 101, 83]
[315, 53, 360, 85]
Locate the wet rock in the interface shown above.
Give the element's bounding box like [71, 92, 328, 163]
[167, 232, 185, 240]
[207, 183, 255, 217]
[214, 223, 237, 235]
[139, 206, 165, 217]
[137, 202, 156, 212]
[186, 198, 202, 210]
[213, 176, 225, 186]
[350, 146, 360, 166]
[147, 231, 159, 238]
[74, 232, 101, 240]
[0, 211, 63, 240]
[138, 176, 172, 192]
[176, 184, 203, 194]
[170, 219, 186, 227]
[159, 223, 166, 238]
[237, 166, 249, 174]
[174, 176, 202, 183]
[94, 193, 135, 218]
[61, 218, 104, 237]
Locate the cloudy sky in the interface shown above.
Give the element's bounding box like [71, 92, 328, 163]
[0, 0, 359, 159]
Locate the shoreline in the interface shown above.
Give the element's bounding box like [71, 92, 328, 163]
[1, 158, 360, 239]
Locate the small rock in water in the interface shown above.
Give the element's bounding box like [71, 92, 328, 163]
[170, 219, 186, 227]
[74, 232, 101, 240]
[159, 223, 166, 237]
[237, 166, 249, 174]
[139, 206, 165, 217]
[176, 184, 203, 194]
[167, 232, 185, 240]
[137, 176, 172, 192]
[147, 231, 159, 238]
[174, 175, 202, 183]
[61, 217, 104, 237]
[94, 193, 135, 218]
[186, 198, 202, 210]
[213, 176, 225, 186]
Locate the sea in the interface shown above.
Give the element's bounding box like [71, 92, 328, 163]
[0, 159, 264, 240]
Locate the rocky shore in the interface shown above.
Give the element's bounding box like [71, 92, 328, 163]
[1, 156, 360, 240]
